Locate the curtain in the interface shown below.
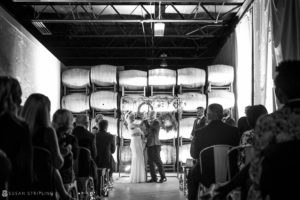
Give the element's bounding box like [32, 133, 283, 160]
[213, 33, 238, 119]
[234, 11, 253, 119]
[271, 0, 300, 63]
[253, 0, 275, 113]
[213, 33, 237, 67]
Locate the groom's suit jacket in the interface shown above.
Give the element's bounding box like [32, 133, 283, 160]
[146, 119, 161, 147]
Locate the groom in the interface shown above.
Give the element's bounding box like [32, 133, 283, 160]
[146, 111, 167, 183]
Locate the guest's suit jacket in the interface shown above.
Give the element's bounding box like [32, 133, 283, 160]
[146, 119, 161, 147]
[95, 130, 116, 169]
[190, 120, 240, 186]
[72, 126, 97, 159]
[191, 117, 206, 137]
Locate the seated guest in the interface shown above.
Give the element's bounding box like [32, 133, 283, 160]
[52, 109, 78, 184]
[0, 77, 33, 199]
[190, 106, 206, 139]
[260, 140, 300, 200]
[0, 149, 11, 196]
[247, 60, 300, 200]
[73, 115, 97, 160]
[238, 105, 267, 169]
[188, 103, 240, 200]
[212, 105, 268, 200]
[222, 109, 236, 127]
[72, 115, 98, 189]
[95, 120, 116, 180]
[22, 93, 72, 200]
[237, 106, 251, 137]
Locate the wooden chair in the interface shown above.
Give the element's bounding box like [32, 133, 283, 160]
[198, 145, 233, 200]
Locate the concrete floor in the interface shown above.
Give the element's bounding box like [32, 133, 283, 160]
[106, 173, 186, 200]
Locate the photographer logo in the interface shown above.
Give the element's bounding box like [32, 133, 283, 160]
[2, 190, 8, 197]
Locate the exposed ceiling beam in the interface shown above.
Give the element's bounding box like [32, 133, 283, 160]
[13, 0, 245, 4]
[236, 0, 254, 19]
[52, 34, 217, 38]
[32, 19, 223, 23]
[61, 56, 214, 60]
[52, 46, 207, 50]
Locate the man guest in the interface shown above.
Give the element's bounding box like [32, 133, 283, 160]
[95, 120, 116, 181]
[72, 115, 97, 160]
[187, 103, 240, 200]
[190, 106, 206, 138]
[146, 111, 166, 183]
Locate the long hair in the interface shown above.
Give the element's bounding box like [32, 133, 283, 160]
[21, 93, 51, 135]
[0, 76, 17, 114]
[52, 109, 73, 134]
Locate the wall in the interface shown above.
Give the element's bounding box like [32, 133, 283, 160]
[0, 6, 63, 116]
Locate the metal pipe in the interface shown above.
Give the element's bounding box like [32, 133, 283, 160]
[31, 19, 223, 23]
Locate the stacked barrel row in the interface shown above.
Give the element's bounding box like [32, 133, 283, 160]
[61, 65, 119, 163]
[61, 64, 235, 171]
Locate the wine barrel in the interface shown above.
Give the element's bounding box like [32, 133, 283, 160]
[91, 116, 118, 136]
[120, 95, 149, 113]
[148, 68, 176, 89]
[119, 70, 147, 90]
[179, 144, 192, 163]
[178, 93, 206, 112]
[179, 117, 196, 139]
[120, 146, 131, 163]
[90, 91, 118, 111]
[61, 93, 89, 113]
[207, 64, 234, 86]
[160, 145, 176, 164]
[208, 90, 235, 109]
[149, 95, 177, 112]
[177, 68, 206, 88]
[90, 65, 117, 86]
[159, 129, 177, 140]
[62, 68, 90, 89]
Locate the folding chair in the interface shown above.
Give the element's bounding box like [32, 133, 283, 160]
[76, 147, 96, 200]
[198, 145, 232, 200]
[226, 145, 254, 200]
[32, 146, 56, 200]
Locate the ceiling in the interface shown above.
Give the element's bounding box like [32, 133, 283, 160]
[1, 0, 251, 70]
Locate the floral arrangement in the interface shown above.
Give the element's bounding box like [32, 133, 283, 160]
[158, 112, 178, 132]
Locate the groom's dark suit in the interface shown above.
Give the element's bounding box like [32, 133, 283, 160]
[146, 119, 166, 182]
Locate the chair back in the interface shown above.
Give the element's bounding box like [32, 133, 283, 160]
[32, 146, 56, 199]
[227, 144, 254, 179]
[199, 145, 232, 185]
[77, 147, 92, 177]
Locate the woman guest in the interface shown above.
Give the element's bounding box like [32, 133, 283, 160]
[0, 76, 33, 199]
[22, 93, 72, 200]
[52, 109, 78, 185]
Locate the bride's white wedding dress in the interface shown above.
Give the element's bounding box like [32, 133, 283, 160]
[129, 124, 146, 183]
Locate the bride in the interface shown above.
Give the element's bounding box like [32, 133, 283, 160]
[125, 112, 146, 183]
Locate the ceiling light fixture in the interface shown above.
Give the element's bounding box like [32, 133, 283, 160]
[154, 2, 165, 37]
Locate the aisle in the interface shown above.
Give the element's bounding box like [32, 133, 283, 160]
[106, 174, 185, 200]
